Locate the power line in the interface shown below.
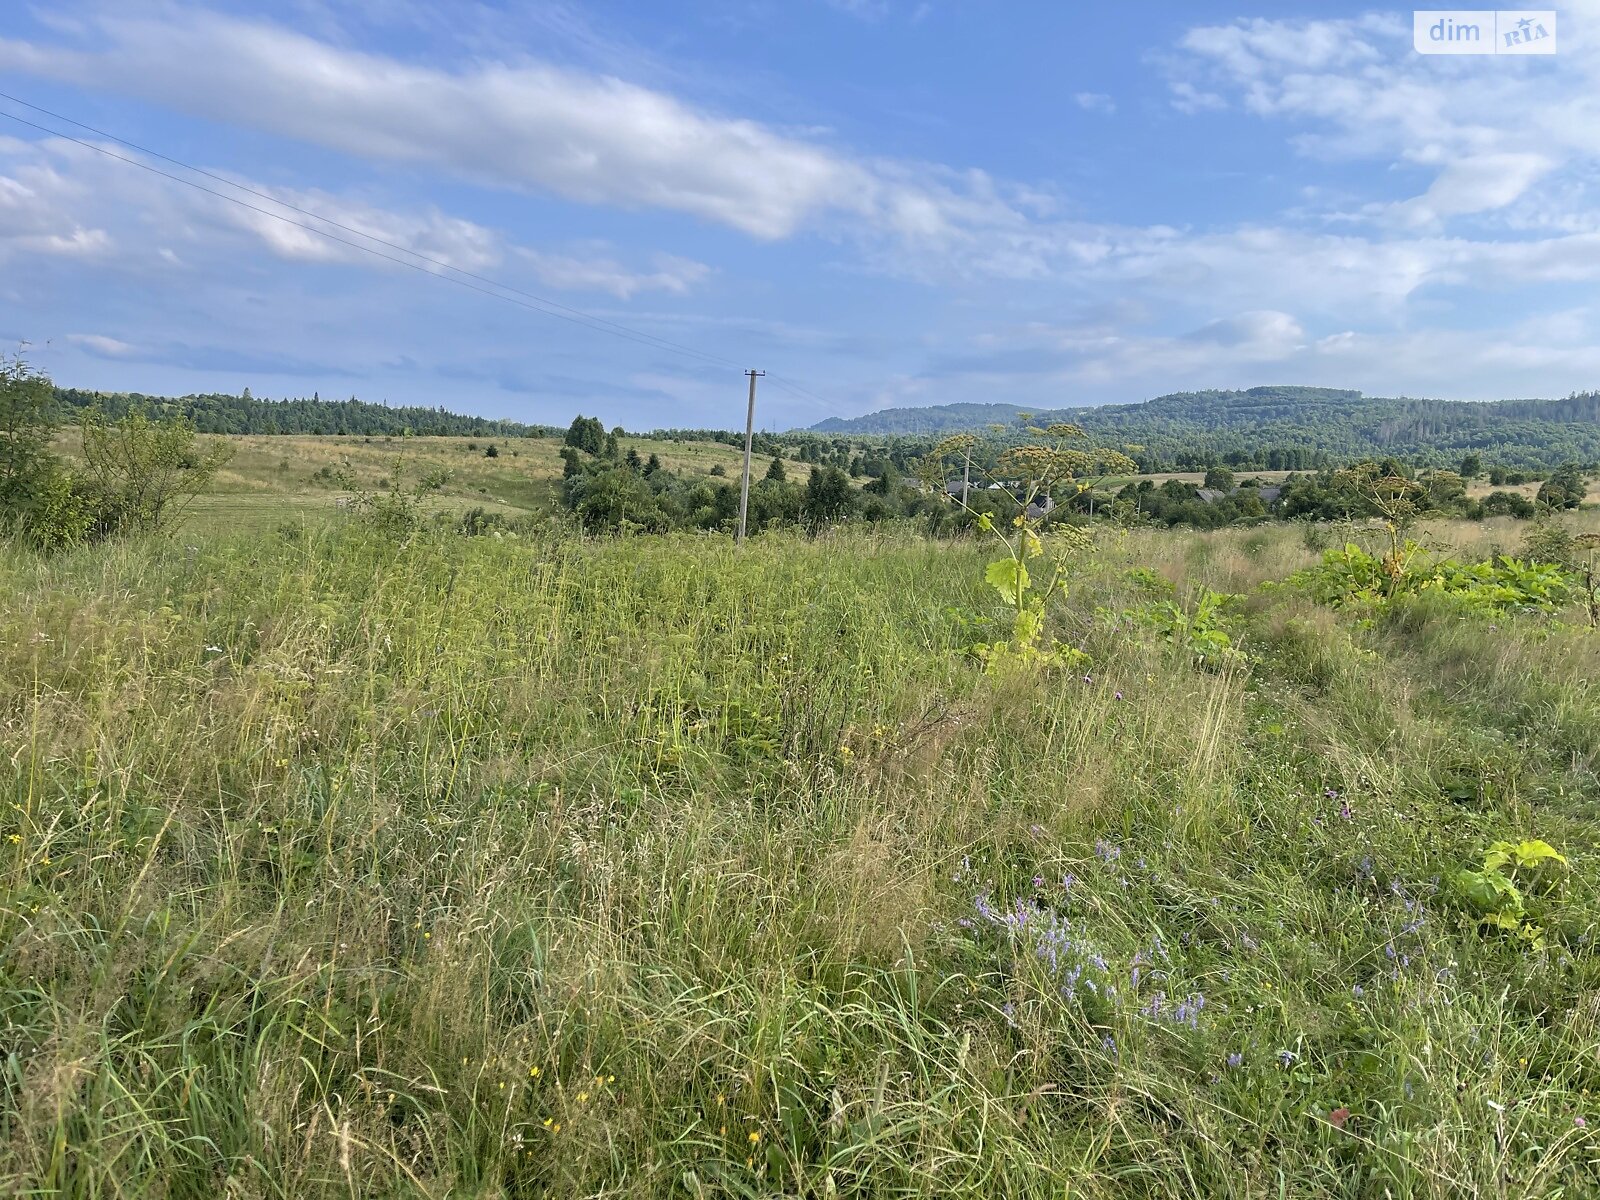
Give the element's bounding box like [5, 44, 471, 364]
[0, 93, 855, 422]
[764, 373, 835, 412]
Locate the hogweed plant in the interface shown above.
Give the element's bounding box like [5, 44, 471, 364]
[1575, 533, 1600, 628]
[1331, 464, 1424, 597]
[922, 421, 1135, 672]
[1454, 838, 1568, 950]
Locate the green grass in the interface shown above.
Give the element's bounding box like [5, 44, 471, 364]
[3, 515, 1599, 1196]
[47, 430, 817, 534]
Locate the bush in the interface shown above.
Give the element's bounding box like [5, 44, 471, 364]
[1536, 463, 1587, 510]
[1523, 521, 1577, 569]
[77, 407, 234, 538]
[1479, 490, 1536, 519]
[1286, 542, 1572, 616]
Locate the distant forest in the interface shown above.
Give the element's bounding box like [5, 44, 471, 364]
[52, 388, 564, 440]
[808, 386, 1600, 472]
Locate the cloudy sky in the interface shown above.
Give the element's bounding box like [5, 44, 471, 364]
[3, 2, 1599, 429]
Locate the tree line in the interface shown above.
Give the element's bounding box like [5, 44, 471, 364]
[52, 387, 563, 439]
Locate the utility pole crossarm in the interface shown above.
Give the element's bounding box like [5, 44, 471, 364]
[737, 370, 764, 546]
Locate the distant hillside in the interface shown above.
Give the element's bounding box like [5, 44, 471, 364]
[807, 386, 1600, 471]
[809, 402, 1036, 435]
[52, 388, 563, 439]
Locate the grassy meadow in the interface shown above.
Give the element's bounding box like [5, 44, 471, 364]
[46, 431, 815, 535]
[3, 503, 1600, 1196]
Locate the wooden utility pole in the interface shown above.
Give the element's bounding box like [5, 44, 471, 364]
[737, 369, 764, 545]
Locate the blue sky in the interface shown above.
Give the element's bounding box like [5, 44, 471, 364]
[3, 1, 1599, 430]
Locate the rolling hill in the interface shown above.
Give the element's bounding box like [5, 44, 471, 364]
[806, 386, 1600, 470]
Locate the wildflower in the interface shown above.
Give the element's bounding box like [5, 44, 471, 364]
[577, 1091, 588, 1103]
[1032, 875, 1045, 889]
[6, 834, 18, 844]
[1114, 691, 1124, 701]
[1577, 1116, 1588, 1127]
[1277, 1050, 1298, 1068]
[1226, 1052, 1243, 1069]
[748, 1131, 761, 1145]
[1328, 1107, 1350, 1130]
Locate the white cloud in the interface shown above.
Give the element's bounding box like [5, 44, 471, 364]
[0, 7, 1023, 244]
[517, 249, 712, 299]
[65, 332, 134, 356]
[0, 149, 112, 261]
[0, 136, 714, 298]
[824, 0, 891, 19]
[1074, 92, 1116, 115]
[222, 187, 505, 273]
[923, 305, 1600, 407]
[1395, 153, 1553, 225]
[1183, 309, 1305, 350]
[1166, 9, 1600, 231]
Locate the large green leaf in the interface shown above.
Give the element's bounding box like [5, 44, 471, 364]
[985, 557, 1029, 603]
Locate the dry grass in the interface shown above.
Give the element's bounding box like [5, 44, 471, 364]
[2, 515, 1599, 1196]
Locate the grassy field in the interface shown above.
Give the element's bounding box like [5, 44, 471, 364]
[3, 508, 1600, 1197]
[50, 432, 816, 534]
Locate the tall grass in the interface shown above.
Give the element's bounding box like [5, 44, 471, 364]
[2, 518, 1598, 1196]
